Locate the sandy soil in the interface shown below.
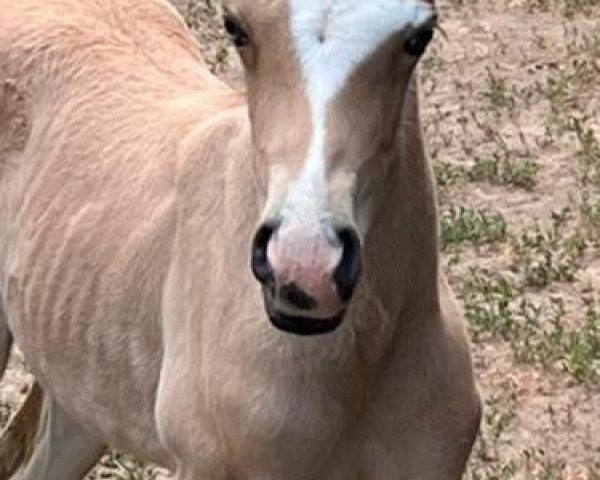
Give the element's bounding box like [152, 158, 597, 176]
[425, 1, 599, 477]
[0, 0, 598, 479]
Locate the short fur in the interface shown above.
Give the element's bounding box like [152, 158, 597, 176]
[0, 0, 481, 479]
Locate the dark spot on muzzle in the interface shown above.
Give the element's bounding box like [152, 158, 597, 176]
[280, 283, 318, 311]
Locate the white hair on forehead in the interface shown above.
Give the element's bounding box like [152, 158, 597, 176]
[282, 0, 432, 221]
[290, 0, 432, 102]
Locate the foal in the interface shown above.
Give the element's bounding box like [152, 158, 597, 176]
[0, 0, 481, 478]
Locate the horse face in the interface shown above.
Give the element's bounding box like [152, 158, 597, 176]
[222, 0, 436, 335]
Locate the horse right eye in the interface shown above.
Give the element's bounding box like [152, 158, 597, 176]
[223, 15, 249, 48]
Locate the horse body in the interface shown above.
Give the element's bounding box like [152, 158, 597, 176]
[0, 0, 481, 479]
[0, 0, 229, 467]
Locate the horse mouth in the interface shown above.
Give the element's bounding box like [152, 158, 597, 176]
[261, 284, 346, 336]
[268, 311, 345, 336]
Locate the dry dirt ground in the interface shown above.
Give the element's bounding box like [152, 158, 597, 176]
[0, 0, 598, 479]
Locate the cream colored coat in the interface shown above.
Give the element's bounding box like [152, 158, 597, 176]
[0, 0, 481, 479]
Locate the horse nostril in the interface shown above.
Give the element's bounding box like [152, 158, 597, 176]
[333, 227, 362, 302]
[251, 222, 278, 285]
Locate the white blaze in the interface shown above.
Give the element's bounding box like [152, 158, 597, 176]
[284, 0, 433, 219]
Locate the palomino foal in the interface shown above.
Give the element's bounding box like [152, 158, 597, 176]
[0, 0, 481, 478]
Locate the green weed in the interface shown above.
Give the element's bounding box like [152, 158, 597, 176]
[580, 192, 600, 236]
[483, 70, 515, 110]
[510, 220, 586, 288]
[568, 117, 600, 186]
[563, 0, 600, 15]
[435, 162, 467, 188]
[469, 154, 539, 190]
[441, 206, 507, 248]
[459, 269, 517, 339]
[511, 297, 600, 383]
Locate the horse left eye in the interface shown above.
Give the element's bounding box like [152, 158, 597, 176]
[404, 28, 434, 57]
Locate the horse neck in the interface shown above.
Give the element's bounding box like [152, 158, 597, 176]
[361, 77, 441, 335]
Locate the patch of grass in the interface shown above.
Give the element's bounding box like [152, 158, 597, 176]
[563, 299, 600, 381]
[435, 161, 467, 188]
[580, 192, 600, 238]
[468, 446, 600, 480]
[538, 73, 574, 117]
[441, 206, 507, 248]
[511, 297, 600, 383]
[448, 210, 597, 383]
[468, 154, 539, 190]
[466, 381, 520, 480]
[537, 60, 598, 130]
[455, 263, 600, 383]
[459, 269, 517, 339]
[567, 116, 600, 186]
[510, 217, 586, 288]
[482, 70, 515, 110]
[476, 395, 517, 463]
[563, 0, 600, 16]
[510, 297, 565, 366]
[564, 24, 600, 57]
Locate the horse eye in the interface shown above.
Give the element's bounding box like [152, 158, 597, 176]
[404, 28, 434, 57]
[223, 15, 249, 48]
